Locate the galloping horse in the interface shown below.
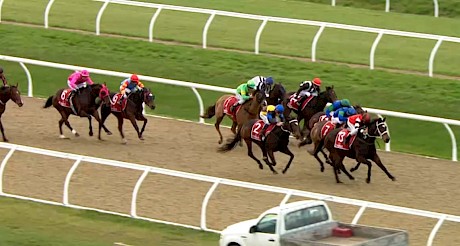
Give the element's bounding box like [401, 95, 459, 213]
[283, 86, 337, 143]
[0, 84, 24, 142]
[43, 83, 110, 140]
[200, 90, 266, 144]
[100, 88, 156, 144]
[266, 83, 287, 106]
[218, 117, 301, 174]
[323, 117, 396, 184]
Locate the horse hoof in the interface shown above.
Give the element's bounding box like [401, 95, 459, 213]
[272, 162, 277, 167]
[336, 181, 343, 184]
[391, 177, 396, 181]
[122, 138, 128, 144]
[139, 136, 144, 141]
[218, 140, 222, 144]
[89, 132, 93, 137]
[106, 131, 113, 135]
[350, 168, 356, 172]
[258, 165, 263, 169]
[366, 179, 371, 183]
[282, 170, 287, 174]
[320, 167, 325, 172]
[3, 138, 8, 142]
[59, 135, 68, 139]
[272, 171, 278, 175]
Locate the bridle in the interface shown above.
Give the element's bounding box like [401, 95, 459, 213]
[281, 118, 298, 133]
[364, 120, 388, 139]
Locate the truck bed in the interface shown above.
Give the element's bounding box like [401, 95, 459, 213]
[315, 236, 371, 246]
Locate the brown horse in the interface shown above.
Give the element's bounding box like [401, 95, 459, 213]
[0, 84, 24, 142]
[266, 83, 286, 106]
[200, 90, 266, 144]
[323, 117, 396, 184]
[43, 83, 111, 140]
[218, 117, 301, 174]
[100, 88, 156, 144]
[283, 86, 338, 143]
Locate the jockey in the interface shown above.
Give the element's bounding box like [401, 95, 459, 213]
[67, 69, 94, 94]
[330, 107, 357, 126]
[120, 74, 145, 99]
[295, 77, 321, 105]
[0, 67, 8, 86]
[230, 81, 255, 112]
[344, 113, 371, 144]
[260, 104, 285, 140]
[248, 76, 274, 95]
[325, 99, 352, 118]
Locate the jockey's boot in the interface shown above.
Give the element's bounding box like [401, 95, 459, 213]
[261, 124, 269, 141]
[344, 134, 352, 145]
[230, 102, 239, 113]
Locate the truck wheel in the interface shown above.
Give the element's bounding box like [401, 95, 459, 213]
[228, 243, 240, 246]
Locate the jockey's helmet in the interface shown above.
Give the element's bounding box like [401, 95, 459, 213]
[130, 74, 139, 83]
[81, 69, 89, 77]
[275, 104, 284, 114]
[266, 76, 274, 85]
[300, 80, 310, 87]
[312, 77, 321, 87]
[341, 99, 351, 107]
[267, 105, 276, 112]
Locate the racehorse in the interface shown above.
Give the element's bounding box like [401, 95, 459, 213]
[323, 117, 396, 184]
[43, 83, 111, 140]
[283, 86, 337, 143]
[100, 88, 156, 144]
[200, 90, 266, 144]
[0, 84, 24, 142]
[266, 83, 286, 106]
[218, 117, 301, 174]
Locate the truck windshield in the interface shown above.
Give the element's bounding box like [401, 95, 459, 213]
[284, 205, 329, 231]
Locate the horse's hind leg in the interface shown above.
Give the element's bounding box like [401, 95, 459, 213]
[244, 139, 264, 170]
[215, 115, 225, 144]
[371, 153, 396, 182]
[350, 162, 362, 172]
[339, 161, 355, 181]
[280, 147, 294, 174]
[117, 116, 127, 144]
[59, 111, 78, 138]
[0, 117, 8, 142]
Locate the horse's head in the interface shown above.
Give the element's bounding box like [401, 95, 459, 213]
[366, 117, 390, 143]
[282, 117, 301, 139]
[7, 84, 24, 107]
[91, 83, 111, 106]
[267, 83, 286, 105]
[322, 85, 337, 103]
[142, 87, 156, 110]
[353, 104, 366, 114]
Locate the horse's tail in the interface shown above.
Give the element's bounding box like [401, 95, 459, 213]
[200, 104, 216, 119]
[43, 96, 54, 108]
[218, 130, 241, 153]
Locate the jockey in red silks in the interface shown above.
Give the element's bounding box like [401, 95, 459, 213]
[67, 69, 94, 94]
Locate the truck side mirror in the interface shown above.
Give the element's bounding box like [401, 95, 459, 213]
[249, 225, 257, 233]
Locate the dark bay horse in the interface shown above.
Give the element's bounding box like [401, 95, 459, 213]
[100, 88, 156, 144]
[43, 83, 110, 140]
[266, 83, 286, 106]
[283, 86, 338, 144]
[323, 117, 396, 184]
[200, 90, 266, 144]
[218, 117, 301, 174]
[0, 84, 24, 142]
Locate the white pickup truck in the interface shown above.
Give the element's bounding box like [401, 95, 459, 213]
[219, 200, 409, 246]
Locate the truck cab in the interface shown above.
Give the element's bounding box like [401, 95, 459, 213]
[219, 200, 333, 246]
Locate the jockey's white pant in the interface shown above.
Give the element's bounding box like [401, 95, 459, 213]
[259, 113, 270, 125]
[68, 80, 87, 91]
[331, 116, 343, 125]
[235, 93, 247, 104]
[298, 90, 318, 98]
[347, 121, 359, 136]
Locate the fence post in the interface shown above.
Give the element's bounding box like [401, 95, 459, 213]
[427, 215, 447, 246]
[63, 157, 82, 205]
[255, 18, 269, 55]
[202, 12, 216, 49]
[131, 168, 150, 218]
[0, 146, 16, 194]
[311, 24, 326, 62]
[44, 0, 56, 28]
[279, 190, 293, 206]
[331, 0, 336, 7]
[200, 179, 221, 230]
[148, 7, 163, 42]
[18, 62, 33, 97]
[351, 202, 368, 224]
[433, 0, 439, 17]
[0, 0, 4, 23]
[428, 38, 443, 77]
[190, 87, 205, 123]
[385, 0, 390, 12]
[370, 31, 384, 70]
[443, 123, 457, 161]
[96, 0, 111, 35]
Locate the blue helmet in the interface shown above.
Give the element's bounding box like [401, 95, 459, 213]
[266, 76, 274, 85]
[275, 104, 284, 113]
[347, 107, 357, 115]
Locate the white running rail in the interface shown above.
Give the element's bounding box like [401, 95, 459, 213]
[0, 54, 458, 161]
[0, 142, 459, 246]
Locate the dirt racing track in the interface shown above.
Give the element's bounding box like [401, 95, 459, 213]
[1, 97, 459, 245]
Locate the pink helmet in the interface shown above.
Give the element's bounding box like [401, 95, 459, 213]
[81, 70, 90, 77]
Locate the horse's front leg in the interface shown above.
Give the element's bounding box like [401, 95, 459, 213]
[127, 113, 141, 140]
[371, 152, 396, 182]
[136, 114, 148, 138]
[0, 117, 8, 142]
[87, 115, 93, 137]
[89, 110, 104, 141]
[244, 139, 264, 170]
[280, 147, 294, 174]
[261, 145, 278, 174]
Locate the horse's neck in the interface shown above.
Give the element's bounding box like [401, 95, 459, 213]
[0, 89, 10, 103]
[247, 100, 261, 113]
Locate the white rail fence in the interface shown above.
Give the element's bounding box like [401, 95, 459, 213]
[329, 0, 440, 18]
[7, 0, 454, 77]
[0, 142, 459, 246]
[0, 54, 458, 161]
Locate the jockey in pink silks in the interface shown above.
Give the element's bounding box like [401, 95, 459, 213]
[67, 69, 94, 94]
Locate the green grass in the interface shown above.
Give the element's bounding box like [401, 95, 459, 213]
[294, 0, 460, 19]
[0, 197, 218, 246]
[2, 0, 460, 77]
[0, 24, 459, 160]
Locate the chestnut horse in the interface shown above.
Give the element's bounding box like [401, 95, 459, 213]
[200, 90, 266, 144]
[0, 84, 24, 142]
